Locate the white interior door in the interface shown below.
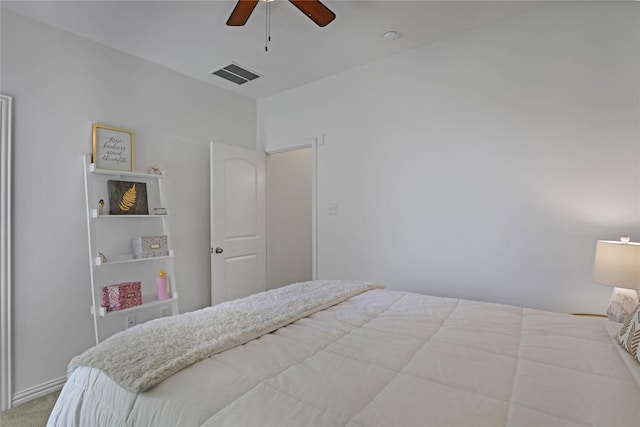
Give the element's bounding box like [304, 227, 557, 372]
[210, 142, 266, 305]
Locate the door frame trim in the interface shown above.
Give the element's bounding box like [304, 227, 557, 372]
[1, 94, 13, 410]
[264, 136, 322, 281]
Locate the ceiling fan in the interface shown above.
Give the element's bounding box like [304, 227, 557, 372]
[227, 0, 336, 28]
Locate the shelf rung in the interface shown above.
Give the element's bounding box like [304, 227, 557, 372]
[89, 163, 165, 178]
[94, 214, 169, 219]
[95, 252, 174, 266]
[98, 295, 179, 317]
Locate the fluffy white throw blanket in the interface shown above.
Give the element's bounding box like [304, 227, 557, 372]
[68, 280, 380, 393]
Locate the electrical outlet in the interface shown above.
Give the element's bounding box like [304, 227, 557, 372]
[126, 315, 136, 328]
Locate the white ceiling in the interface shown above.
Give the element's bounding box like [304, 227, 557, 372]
[2, 0, 547, 99]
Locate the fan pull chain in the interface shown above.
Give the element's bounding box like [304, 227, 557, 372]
[265, 0, 271, 52]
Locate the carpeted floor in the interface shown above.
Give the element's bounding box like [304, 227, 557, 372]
[0, 390, 60, 427]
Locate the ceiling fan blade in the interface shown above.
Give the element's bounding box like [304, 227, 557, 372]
[227, 0, 259, 26]
[289, 0, 336, 27]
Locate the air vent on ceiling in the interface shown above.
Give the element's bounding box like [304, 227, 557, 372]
[211, 63, 260, 85]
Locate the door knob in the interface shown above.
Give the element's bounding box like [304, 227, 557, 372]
[215, 247, 224, 254]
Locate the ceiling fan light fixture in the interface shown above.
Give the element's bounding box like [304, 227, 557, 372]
[227, 0, 335, 28]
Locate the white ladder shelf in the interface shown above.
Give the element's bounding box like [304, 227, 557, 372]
[82, 154, 179, 344]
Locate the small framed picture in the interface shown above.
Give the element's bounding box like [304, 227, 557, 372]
[108, 180, 148, 215]
[92, 124, 135, 171]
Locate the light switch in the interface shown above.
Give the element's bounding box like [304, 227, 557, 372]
[328, 202, 339, 215]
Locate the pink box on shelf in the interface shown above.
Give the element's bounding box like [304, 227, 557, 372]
[101, 282, 142, 312]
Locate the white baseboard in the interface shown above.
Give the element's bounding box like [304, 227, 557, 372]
[11, 376, 65, 407]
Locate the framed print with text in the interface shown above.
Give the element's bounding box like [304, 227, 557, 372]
[92, 124, 134, 171]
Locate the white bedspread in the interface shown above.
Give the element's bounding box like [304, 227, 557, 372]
[68, 280, 379, 393]
[49, 288, 640, 427]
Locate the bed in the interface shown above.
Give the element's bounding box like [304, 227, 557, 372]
[48, 280, 640, 426]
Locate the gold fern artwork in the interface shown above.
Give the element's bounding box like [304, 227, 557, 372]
[119, 184, 137, 211]
[107, 180, 148, 215]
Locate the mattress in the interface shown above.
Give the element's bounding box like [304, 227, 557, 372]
[48, 287, 640, 426]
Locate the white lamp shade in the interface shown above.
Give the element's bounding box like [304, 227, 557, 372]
[593, 240, 640, 290]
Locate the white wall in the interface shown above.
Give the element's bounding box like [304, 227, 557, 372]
[267, 148, 313, 289]
[258, 2, 640, 314]
[1, 10, 255, 398]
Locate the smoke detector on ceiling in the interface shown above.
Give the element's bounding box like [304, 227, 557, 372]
[211, 63, 261, 85]
[383, 31, 400, 41]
